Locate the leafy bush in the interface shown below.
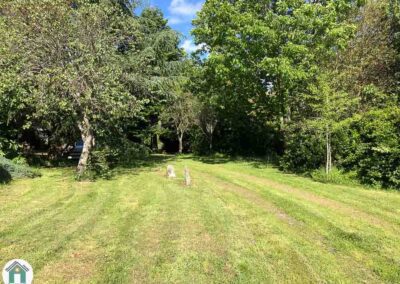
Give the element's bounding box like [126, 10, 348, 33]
[281, 107, 400, 190]
[280, 122, 325, 173]
[78, 140, 150, 180]
[188, 127, 210, 155]
[0, 165, 12, 184]
[338, 107, 400, 189]
[311, 167, 359, 186]
[12, 156, 29, 166]
[85, 149, 112, 180]
[0, 156, 41, 183]
[116, 142, 150, 166]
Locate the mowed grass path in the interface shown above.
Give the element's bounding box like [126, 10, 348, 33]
[0, 156, 399, 283]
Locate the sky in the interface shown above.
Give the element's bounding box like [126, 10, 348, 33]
[137, 0, 204, 53]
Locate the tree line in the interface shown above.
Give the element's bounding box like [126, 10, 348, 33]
[0, 0, 399, 189]
[191, 0, 400, 189]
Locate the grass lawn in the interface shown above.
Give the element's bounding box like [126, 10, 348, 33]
[1, 155, 399, 283]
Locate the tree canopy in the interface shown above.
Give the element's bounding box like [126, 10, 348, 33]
[191, 0, 399, 188]
[0, 0, 398, 188]
[0, 0, 184, 177]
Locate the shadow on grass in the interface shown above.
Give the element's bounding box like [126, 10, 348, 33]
[32, 155, 176, 181]
[181, 154, 235, 165]
[39, 154, 279, 181]
[181, 154, 279, 169]
[111, 154, 176, 176]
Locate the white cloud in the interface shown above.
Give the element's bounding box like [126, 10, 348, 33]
[180, 39, 204, 54]
[169, 0, 202, 16]
[168, 0, 203, 24]
[168, 17, 185, 25]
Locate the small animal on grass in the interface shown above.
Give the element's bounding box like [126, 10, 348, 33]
[166, 165, 176, 178]
[184, 166, 191, 186]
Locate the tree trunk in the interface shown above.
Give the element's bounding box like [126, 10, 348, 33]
[77, 115, 95, 177]
[209, 136, 213, 152]
[325, 129, 332, 175]
[178, 133, 183, 154]
[156, 120, 163, 152]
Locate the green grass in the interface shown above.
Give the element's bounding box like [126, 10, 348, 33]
[1, 155, 399, 283]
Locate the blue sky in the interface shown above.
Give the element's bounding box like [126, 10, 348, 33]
[137, 0, 204, 53]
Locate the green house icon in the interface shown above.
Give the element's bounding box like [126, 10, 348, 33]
[5, 261, 29, 284]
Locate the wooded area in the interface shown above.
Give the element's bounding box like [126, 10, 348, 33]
[0, 0, 399, 189]
[1, 1, 400, 283]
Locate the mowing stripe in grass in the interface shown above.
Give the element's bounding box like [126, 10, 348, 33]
[193, 169, 378, 283]
[0, 157, 399, 283]
[199, 172, 351, 282]
[191, 163, 399, 282]
[218, 162, 400, 223]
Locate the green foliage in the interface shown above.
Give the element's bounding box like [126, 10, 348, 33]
[0, 0, 186, 177]
[191, 0, 360, 164]
[103, 139, 150, 167]
[338, 107, 400, 189]
[129, 12, 185, 152]
[191, 0, 399, 190]
[84, 149, 113, 181]
[281, 106, 400, 189]
[280, 123, 325, 173]
[0, 157, 40, 183]
[311, 167, 359, 186]
[193, 0, 357, 124]
[0, 0, 143, 173]
[0, 165, 12, 184]
[161, 92, 199, 153]
[117, 143, 150, 166]
[389, 0, 400, 95]
[78, 139, 150, 180]
[11, 156, 29, 166]
[0, 0, 398, 190]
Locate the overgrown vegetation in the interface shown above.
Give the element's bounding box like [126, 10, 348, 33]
[0, 0, 184, 178]
[0, 157, 40, 183]
[0, 0, 399, 189]
[191, 0, 400, 189]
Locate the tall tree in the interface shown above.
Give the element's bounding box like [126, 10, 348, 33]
[0, 0, 145, 176]
[127, 7, 184, 151]
[308, 72, 356, 174]
[335, 0, 397, 106]
[161, 92, 199, 154]
[192, 0, 359, 157]
[198, 104, 218, 152]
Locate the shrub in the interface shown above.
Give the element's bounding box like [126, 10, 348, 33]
[0, 165, 12, 184]
[280, 122, 325, 173]
[0, 156, 41, 183]
[338, 107, 400, 189]
[12, 156, 29, 166]
[77, 140, 150, 180]
[281, 107, 400, 190]
[117, 142, 150, 166]
[311, 167, 359, 186]
[84, 149, 112, 180]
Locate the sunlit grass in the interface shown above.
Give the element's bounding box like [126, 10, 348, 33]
[0, 155, 399, 283]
